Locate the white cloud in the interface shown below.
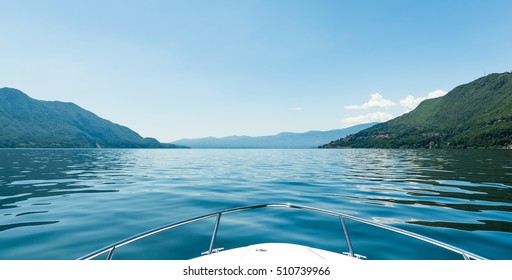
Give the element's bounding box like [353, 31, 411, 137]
[399, 89, 447, 112]
[292, 107, 302, 111]
[399, 95, 419, 112]
[344, 93, 396, 110]
[341, 112, 394, 128]
[427, 89, 447, 99]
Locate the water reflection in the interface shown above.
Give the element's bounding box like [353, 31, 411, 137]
[0, 221, 59, 232]
[0, 149, 124, 231]
[408, 220, 512, 232]
[349, 149, 512, 233]
[16, 211, 48, 217]
[367, 196, 512, 212]
[0, 149, 511, 259]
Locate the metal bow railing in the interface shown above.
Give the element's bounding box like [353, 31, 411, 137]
[78, 203, 487, 260]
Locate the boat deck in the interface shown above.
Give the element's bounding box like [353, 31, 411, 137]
[194, 242, 359, 261]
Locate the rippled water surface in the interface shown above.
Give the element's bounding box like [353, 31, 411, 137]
[0, 149, 511, 259]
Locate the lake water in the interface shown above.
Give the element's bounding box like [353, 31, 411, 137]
[0, 149, 510, 260]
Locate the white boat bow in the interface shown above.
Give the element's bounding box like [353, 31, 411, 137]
[194, 242, 360, 261]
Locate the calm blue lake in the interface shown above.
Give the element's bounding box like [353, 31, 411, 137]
[0, 149, 510, 260]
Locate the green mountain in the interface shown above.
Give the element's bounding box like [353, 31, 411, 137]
[0, 88, 184, 148]
[321, 72, 512, 149]
[172, 123, 376, 149]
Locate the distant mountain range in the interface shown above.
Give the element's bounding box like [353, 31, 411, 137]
[171, 123, 377, 148]
[10, 70, 511, 150]
[0, 88, 184, 148]
[321, 72, 512, 149]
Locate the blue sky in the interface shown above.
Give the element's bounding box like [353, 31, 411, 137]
[1, 0, 511, 141]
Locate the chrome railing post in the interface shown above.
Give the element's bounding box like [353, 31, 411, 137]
[106, 248, 115, 260]
[207, 213, 222, 255]
[339, 215, 355, 258]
